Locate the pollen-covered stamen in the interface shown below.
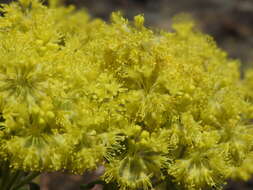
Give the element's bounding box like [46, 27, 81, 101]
[0, 61, 49, 104]
[103, 129, 169, 190]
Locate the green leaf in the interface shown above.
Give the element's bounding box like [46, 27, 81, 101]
[80, 184, 91, 190]
[103, 182, 118, 190]
[29, 183, 40, 190]
[18, 187, 29, 190]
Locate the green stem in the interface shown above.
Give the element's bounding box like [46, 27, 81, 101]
[5, 171, 23, 190]
[0, 162, 11, 190]
[0, 164, 4, 188]
[11, 172, 40, 190]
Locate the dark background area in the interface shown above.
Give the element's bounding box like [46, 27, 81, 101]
[1, 0, 253, 189]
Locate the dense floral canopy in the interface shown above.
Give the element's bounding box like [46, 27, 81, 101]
[0, 0, 253, 189]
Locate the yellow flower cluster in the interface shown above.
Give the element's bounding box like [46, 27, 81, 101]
[0, 0, 253, 189]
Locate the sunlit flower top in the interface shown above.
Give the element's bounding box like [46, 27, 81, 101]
[0, 0, 253, 189]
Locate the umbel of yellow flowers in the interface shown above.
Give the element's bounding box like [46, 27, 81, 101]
[0, 0, 253, 189]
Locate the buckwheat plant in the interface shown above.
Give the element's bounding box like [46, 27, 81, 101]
[0, 0, 253, 189]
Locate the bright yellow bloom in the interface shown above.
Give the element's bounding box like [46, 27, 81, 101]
[0, 0, 252, 190]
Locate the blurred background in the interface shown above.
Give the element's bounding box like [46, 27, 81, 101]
[1, 0, 253, 189]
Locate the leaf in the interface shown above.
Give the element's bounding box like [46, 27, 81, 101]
[103, 182, 118, 190]
[18, 187, 29, 190]
[80, 184, 91, 190]
[29, 182, 40, 190]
